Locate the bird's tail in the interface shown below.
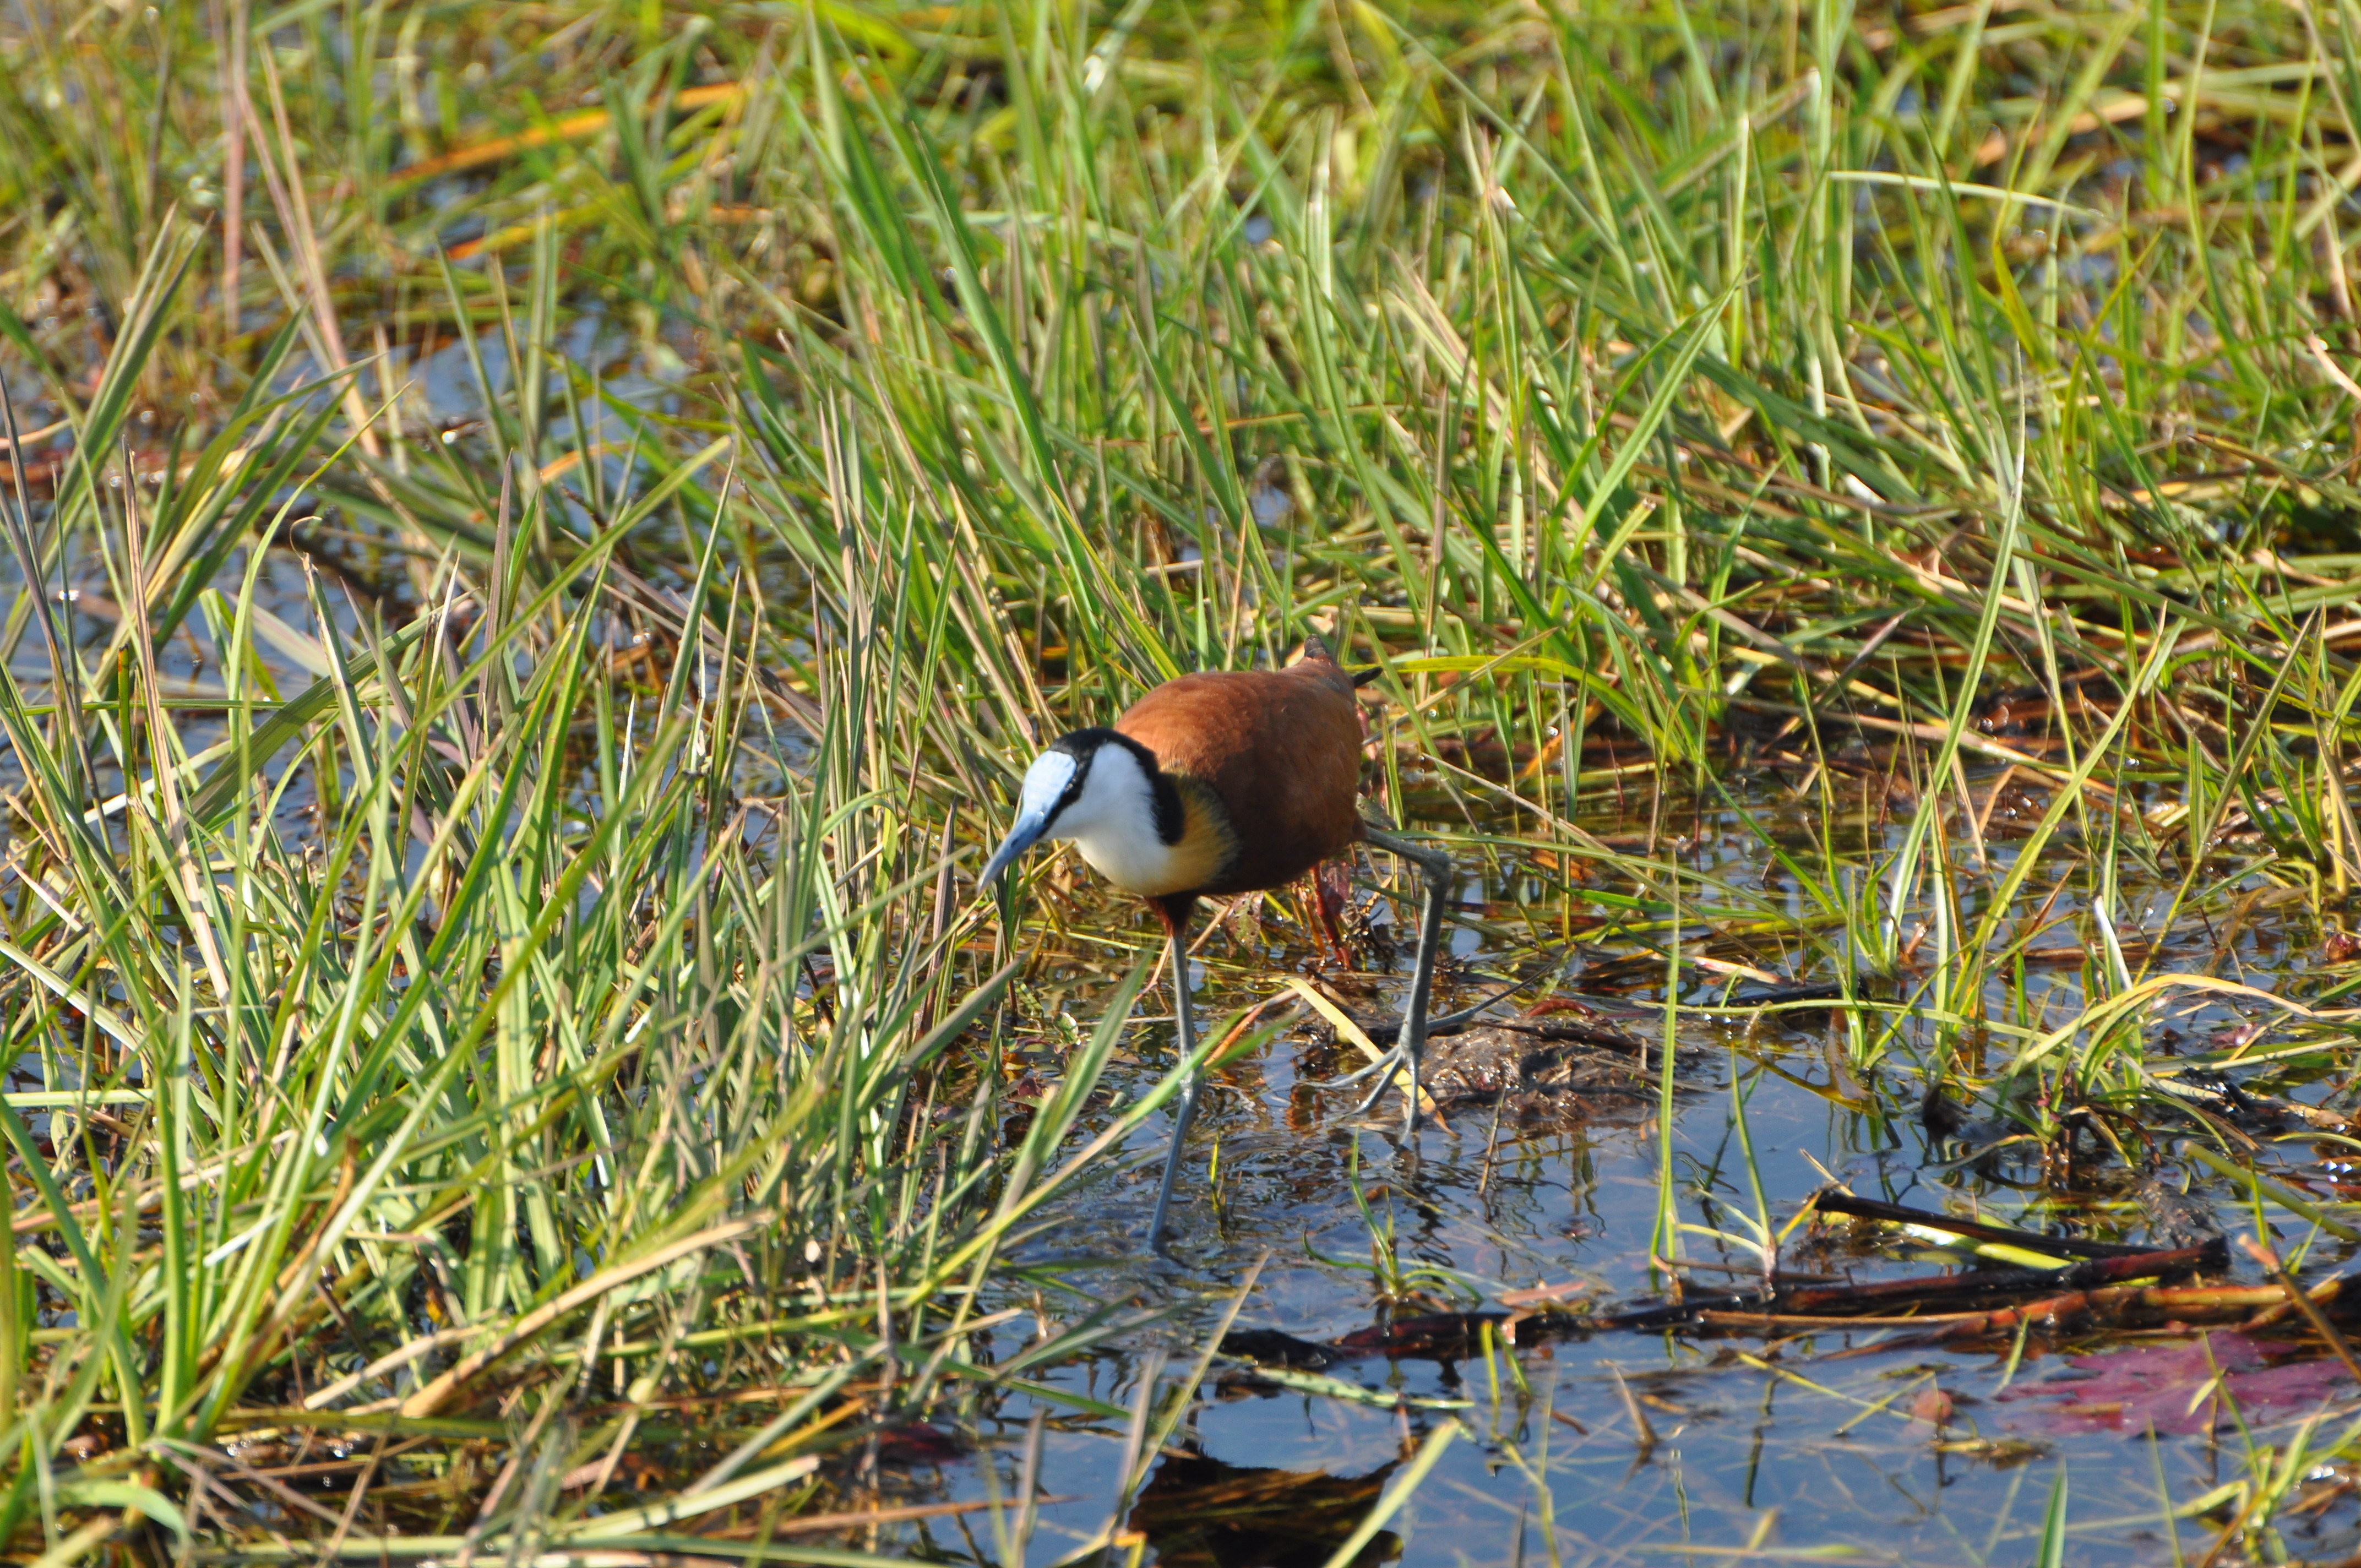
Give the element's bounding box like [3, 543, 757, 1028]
[1299, 628, 1384, 687]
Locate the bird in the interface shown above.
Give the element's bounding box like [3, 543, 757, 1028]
[978, 635, 1455, 1250]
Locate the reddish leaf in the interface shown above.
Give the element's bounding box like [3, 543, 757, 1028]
[1911, 1386, 1956, 1427]
[874, 1422, 965, 1465]
[2000, 1331, 2352, 1435]
[1312, 860, 1353, 967]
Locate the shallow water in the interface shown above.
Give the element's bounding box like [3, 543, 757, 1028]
[867, 781, 2361, 1566]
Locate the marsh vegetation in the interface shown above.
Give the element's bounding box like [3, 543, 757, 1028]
[9, 0, 2361, 1562]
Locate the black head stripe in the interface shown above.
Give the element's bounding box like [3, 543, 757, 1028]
[1045, 728, 1108, 820]
[1045, 727, 1183, 846]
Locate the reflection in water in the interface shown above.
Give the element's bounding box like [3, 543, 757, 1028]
[1128, 1450, 1401, 1567]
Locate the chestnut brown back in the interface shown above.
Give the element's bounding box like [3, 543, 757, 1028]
[1116, 648, 1364, 896]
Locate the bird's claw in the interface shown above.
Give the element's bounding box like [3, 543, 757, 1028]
[1302, 1045, 1419, 1123]
[1301, 1049, 1403, 1092]
[1347, 1046, 1417, 1121]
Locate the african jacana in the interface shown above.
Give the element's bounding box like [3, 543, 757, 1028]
[980, 636, 1454, 1250]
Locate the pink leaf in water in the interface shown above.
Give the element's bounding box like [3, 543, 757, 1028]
[2000, 1331, 2353, 1435]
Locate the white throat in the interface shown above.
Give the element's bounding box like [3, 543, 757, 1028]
[1048, 744, 1189, 896]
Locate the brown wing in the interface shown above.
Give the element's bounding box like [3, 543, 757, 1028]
[1116, 649, 1364, 896]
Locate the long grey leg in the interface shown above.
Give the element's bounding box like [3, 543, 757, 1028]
[1146, 919, 1200, 1253]
[1358, 827, 1453, 1136]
